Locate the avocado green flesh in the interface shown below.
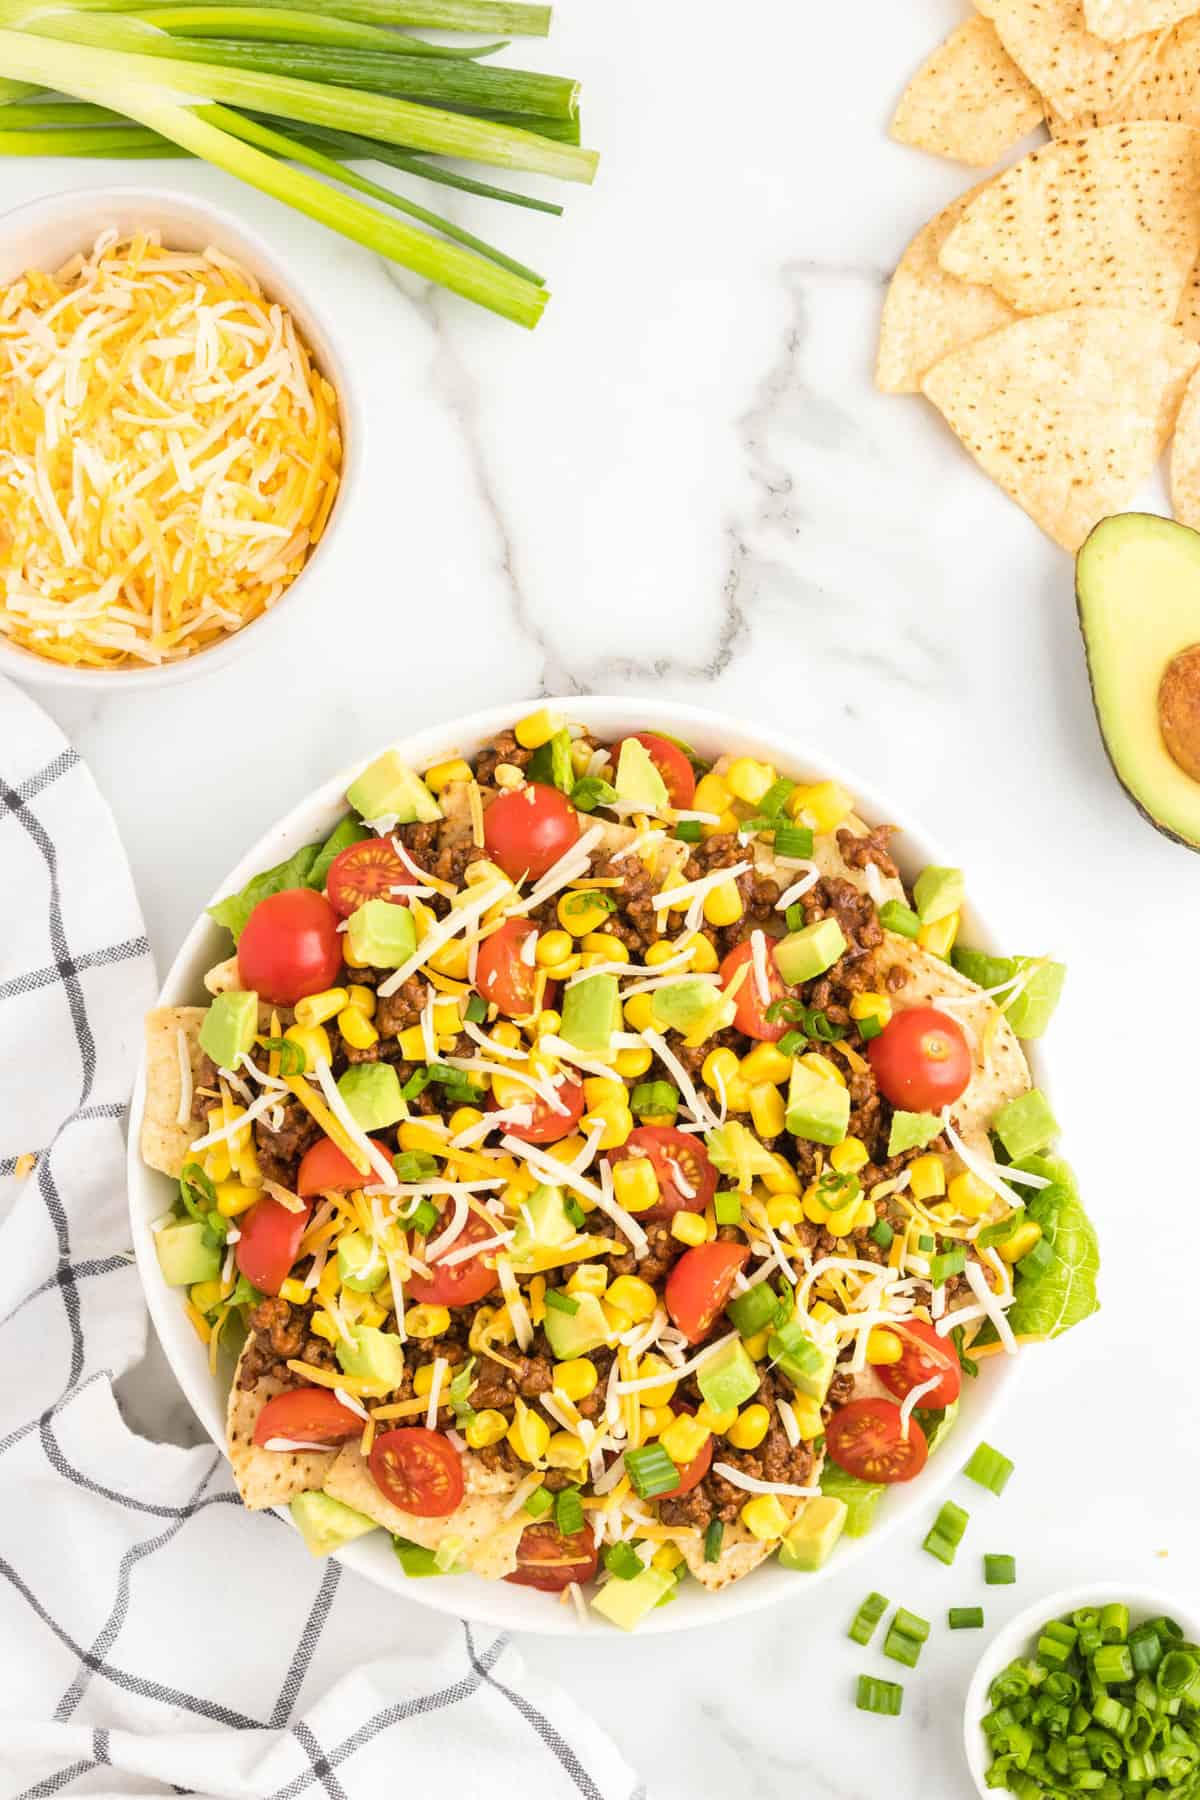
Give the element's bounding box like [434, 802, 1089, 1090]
[1077, 513, 1200, 851]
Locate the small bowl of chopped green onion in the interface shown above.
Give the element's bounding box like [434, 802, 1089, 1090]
[964, 1584, 1200, 1799]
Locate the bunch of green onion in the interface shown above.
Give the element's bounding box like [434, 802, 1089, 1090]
[983, 1603, 1200, 1797]
[0, 0, 598, 325]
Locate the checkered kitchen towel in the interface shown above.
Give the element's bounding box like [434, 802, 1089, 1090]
[0, 679, 640, 1800]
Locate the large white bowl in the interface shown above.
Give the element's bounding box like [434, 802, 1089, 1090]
[127, 696, 1030, 1635]
[0, 186, 360, 693]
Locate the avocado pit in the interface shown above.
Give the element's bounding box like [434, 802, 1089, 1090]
[1158, 644, 1200, 784]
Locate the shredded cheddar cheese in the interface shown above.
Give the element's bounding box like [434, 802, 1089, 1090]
[0, 229, 340, 669]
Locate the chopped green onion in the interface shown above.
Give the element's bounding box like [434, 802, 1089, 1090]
[554, 1487, 583, 1536]
[1128, 1625, 1162, 1677]
[923, 1501, 969, 1565]
[603, 1542, 643, 1580]
[950, 1607, 984, 1630]
[1100, 1603, 1130, 1643]
[857, 1012, 885, 1040]
[848, 1592, 889, 1646]
[464, 994, 488, 1024]
[630, 1080, 679, 1121]
[563, 1197, 586, 1229]
[523, 1484, 554, 1519]
[757, 778, 796, 818]
[1093, 1644, 1134, 1686]
[984, 1554, 1016, 1585]
[403, 1198, 439, 1237]
[879, 900, 921, 939]
[883, 1609, 931, 1669]
[259, 1034, 306, 1075]
[929, 1246, 966, 1286]
[963, 1442, 1014, 1496]
[772, 824, 814, 859]
[869, 1219, 894, 1251]
[726, 1282, 784, 1337]
[624, 1443, 680, 1500]
[673, 820, 703, 844]
[571, 777, 618, 813]
[393, 1149, 439, 1182]
[767, 1321, 824, 1382]
[784, 903, 807, 933]
[713, 1192, 743, 1226]
[777, 1030, 805, 1058]
[704, 1519, 724, 1563]
[856, 1675, 903, 1717]
[917, 1233, 935, 1253]
[544, 1288, 578, 1315]
[401, 1067, 432, 1100]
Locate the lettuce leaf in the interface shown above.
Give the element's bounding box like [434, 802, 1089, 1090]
[975, 1155, 1100, 1345]
[207, 815, 366, 944]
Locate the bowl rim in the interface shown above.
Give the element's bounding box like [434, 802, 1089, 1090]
[963, 1582, 1200, 1796]
[0, 181, 360, 693]
[126, 693, 1035, 1636]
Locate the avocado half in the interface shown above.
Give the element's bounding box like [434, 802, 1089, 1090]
[1076, 513, 1200, 851]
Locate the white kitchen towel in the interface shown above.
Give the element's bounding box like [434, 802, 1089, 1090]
[0, 679, 641, 1800]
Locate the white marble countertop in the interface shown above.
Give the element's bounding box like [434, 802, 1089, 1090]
[10, 1, 1200, 1793]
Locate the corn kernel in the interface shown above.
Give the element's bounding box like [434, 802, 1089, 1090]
[567, 1264, 608, 1298]
[703, 1047, 740, 1094]
[424, 757, 473, 794]
[493, 762, 525, 790]
[341, 939, 370, 970]
[696, 1402, 738, 1435]
[743, 1327, 771, 1361]
[726, 757, 777, 805]
[358, 1299, 387, 1329]
[215, 1180, 259, 1218]
[412, 1362, 439, 1396]
[671, 1212, 709, 1246]
[405, 1304, 451, 1339]
[640, 939, 676, 968]
[545, 1431, 589, 1472]
[570, 740, 596, 778]
[787, 780, 852, 835]
[760, 1151, 801, 1195]
[909, 1154, 947, 1201]
[278, 1277, 309, 1305]
[530, 1009, 559, 1039]
[582, 931, 629, 964]
[749, 1084, 786, 1139]
[541, 954, 582, 980]
[705, 810, 741, 839]
[584, 1101, 633, 1150]
[534, 929, 573, 968]
[614, 1046, 653, 1080]
[639, 1405, 671, 1436]
[919, 911, 960, 959]
[294, 987, 349, 1029]
[824, 1201, 860, 1237]
[789, 1394, 825, 1440]
[338, 1005, 378, 1050]
[602, 1302, 633, 1339]
[397, 1121, 446, 1154]
[610, 1157, 660, 1215]
[661, 1415, 711, 1464]
[635, 1354, 677, 1409]
[703, 879, 744, 928]
[508, 1399, 550, 1463]
[556, 890, 611, 937]
[189, 1279, 223, 1313]
[693, 771, 732, 816]
[849, 992, 892, 1028]
[765, 1192, 803, 1228]
[344, 984, 376, 1018]
[741, 1494, 790, 1541]
[515, 707, 567, 750]
[727, 1404, 770, 1450]
[465, 1409, 508, 1449]
[284, 1023, 332, 1069]
[623, 994, 656, 1033]
[553, 1359, 599, 1401]
[652, 1543, 685, 1574]
[310, 1312, 338, 1345]
[830, 1137, 869, 1175]
[688, 935, 720, 973]
[867, 1327, 903, 1365]
[607, 1275, 657, 1322]
[999, 1220, 1043, 1265]
[738, 1042, 792, 1087]
[396, 1026, 427, 1061]
[799, 1052, 845, 1088]
[948, 1170, 994, 1220]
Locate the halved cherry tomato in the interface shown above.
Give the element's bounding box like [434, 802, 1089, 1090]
[613, 732, 696, 810]
[296, 1136, 392, 1198]
[499, 1072, 585, 1145]
[253, 1387, 363, 1449]
[475, 917, 539, 1017]
[484, 783, 580, 882]
[236, 1193, 312, 1295]
[405, 1208, 500, 1308]
[877, 1319, 961, 1411]
[369, 1427, 464, 1517]
[504, 1521, 600, 1592]
[657, 1423, 713, 1499]
[665, 1241, 751, 1344]
[237, 888, 342, 1006]
[867, 1006, 971, 1111]
[325, 840, 414, 919]
[607, 1126, 717, 1222]
[824, 1397, 929, 1484]
[719, 937, 793, 1042]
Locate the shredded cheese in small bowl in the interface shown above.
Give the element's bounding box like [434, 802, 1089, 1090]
[0, 226, 341, 674]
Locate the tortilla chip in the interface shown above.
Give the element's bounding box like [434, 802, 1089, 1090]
[226, 1342, 337, 1510]
[1170, 363, 1200, 523]
[677, 1498, 803, 1592]
[890, 17, 1045, 166]
[922, 307, 1200, 549]
[1085, 0, 1199, 41]
[875, 938, 1030, 1150]
[1066, 15, 1200, 128]
[878, 186, 1017, 394]
[939, 124, 1200, 321]
[986, 0, 1161, 117]
[323, 1440, 526, 1577]
[140, 1005, 209, 1178]
[1177, 260, 1200, 339]
[204, 955, 241, 996]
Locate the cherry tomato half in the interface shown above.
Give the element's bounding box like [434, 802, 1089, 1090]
[325, 839, 414, 919]
[824, 1397, 929, 1484]
[877, 1319, 961, 1411]
[657, 1424, 713, 1500]
[607, 1126, 717, 1222]
[499, 1072, 585, 1146]
[236, 1193, 312, 1295]
[475, 918, 539, 1017]
[238, 888, 343, 1006]
[484, 783, 580, 882]
[613, 732, 696, 810]
[719, 937, 793, 1043]
[253, 1387, 363, 1449]
[504, 1521, 600, 1592]
[296, 1136, 392, 1198]
[665, 1241, 751, 1345]
[405, 1208, 501, 1308]
[867, 1006, 971, 1111]
[369, 1427, 465, 1517]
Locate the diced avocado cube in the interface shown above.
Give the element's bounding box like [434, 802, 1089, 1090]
[336, 1062, 405, 1132]
[394, 1536, 447, 1577]
[290, 1490, 378, 1556]
[156, 1219, 221, 1287]
[913, 866, 964, 925]
[337, 1231, 388, 1293]
[198, 989, 258, 1071]
[775, 1331, 835, 1403]
[651, 977, 720, 1034]
[613, 736, 668, 812]
[346, 898, 416, 969]
[697, 1338, 760, 1413]
[951, 949, 1066, 1040]
[785, 1062, 850, 1146]
[335, 1324, 406, 1389]
[543, 1291, 609, 1361]
[819, 1464, 885, 1538]
[511, 1183, 573, 1257]
[560, 973, 622, 1057]
[993, 1088, 1059, 1162]
[591, 1564, 675, 1630]
[347, 750, 442, 825]
[778, 1496, 847, 1572]
[774, 917, 847, 985]
[887, 1110, 942, 1158]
